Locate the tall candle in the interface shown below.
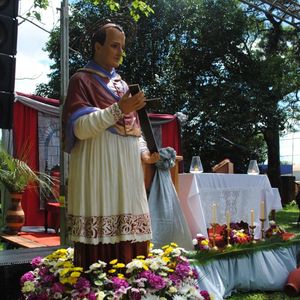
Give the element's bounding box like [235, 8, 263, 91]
[260, 200, 265, 219]
[212, 203, 217, 224]
[226, 211, 230, 228]
[250, 209, 254, 226]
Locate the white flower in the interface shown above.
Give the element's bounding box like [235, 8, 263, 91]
[269, 220, 276, 226]
[168, 286, 177, 293]
[53, 292, 63, 299]
[150, 249, 164, 255]
[86, 261, 107, 273]
[96, 291, 106, 300]
[21, 281, 35, 293]
[192, 238, 198, 245]
[126, 259, 144, 273]
[171, 248, 182, 257]
[172, 296, 187, 300]
[196, 233, 205, 238]
[141, 295, 160, 300]
[148, 261, 160, 271]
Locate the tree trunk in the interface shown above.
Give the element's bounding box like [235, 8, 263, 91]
[263, 127, 281, 189]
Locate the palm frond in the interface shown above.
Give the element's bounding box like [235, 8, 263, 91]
[0, 148, 54, 195]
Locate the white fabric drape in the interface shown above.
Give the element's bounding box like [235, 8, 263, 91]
[15, 95, 59, 116]
[192, 244, 300, 299]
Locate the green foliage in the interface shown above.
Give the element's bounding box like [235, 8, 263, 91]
[35, 0, 299, 174]
[0, 149, 53, 195]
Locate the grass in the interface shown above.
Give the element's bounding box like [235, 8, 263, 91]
[227, 201, 300, 300]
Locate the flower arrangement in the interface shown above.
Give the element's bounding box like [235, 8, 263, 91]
[192, 234, 211, 251]
[20, 244, 211, 300]
[221, 221, 251, 245]
[265, 220, 285, 239]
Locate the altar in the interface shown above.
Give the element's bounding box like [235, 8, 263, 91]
[178, 173, 282, 239]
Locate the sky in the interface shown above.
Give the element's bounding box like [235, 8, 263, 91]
[15, 0, 61, 94]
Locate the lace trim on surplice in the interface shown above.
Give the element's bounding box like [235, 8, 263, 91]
[68, 213, 151, 240]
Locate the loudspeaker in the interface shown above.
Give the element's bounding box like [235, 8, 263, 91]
[0, 92, 13, 129]
[0, 0, 19, 18]
[0, 15, 18, 55]
[0, 53, 15, 92]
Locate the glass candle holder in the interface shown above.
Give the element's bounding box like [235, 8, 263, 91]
[247, 160, 259, 175]
[189, 156, 204, 173]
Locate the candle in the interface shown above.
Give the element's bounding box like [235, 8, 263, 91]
[226, 211, 230, 228]
[212, 203, 217, 224]
[260, 200, 265, 219]
[250, 209, 254, 226]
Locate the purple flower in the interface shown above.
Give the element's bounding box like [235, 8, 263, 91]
[175, 262, 191, 278]
[51, 282, 65, 294]
[31, 256, 42, 268]
[28, 294, 48, 300]
[74, 277, 91, 290]
[20, 272, 35, 284]
[42, 274, 55, 283]
[139, 270, 166, 290]
[111, 277, 129, 290]
[38, 267, 49, 277]
[86, 292, 97, 300]
[200, 290, 210, 300]
[169, 273, 182, 285]
[192, 268, 199, 279]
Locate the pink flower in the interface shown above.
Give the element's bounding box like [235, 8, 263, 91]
[74, 277, 91, 290]
[51, 282, 65, 294]
[20, 272, 34, 284]
[111, 277, 129, 290]
[138, 270, 167, 290]
[31, 256, 42, 268]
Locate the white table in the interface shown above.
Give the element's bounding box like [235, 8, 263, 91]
[178, 173, 282, 239]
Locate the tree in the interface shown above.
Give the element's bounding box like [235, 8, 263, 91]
[32, 0, 153, 22]
[36, 0, 300, 182]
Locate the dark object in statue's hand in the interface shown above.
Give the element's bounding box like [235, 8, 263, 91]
[128, 84, 158, 153]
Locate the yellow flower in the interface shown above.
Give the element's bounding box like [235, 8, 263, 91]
[67, 276, 77, 285]
[73, 267, 83, 272]
[163, 247, 173, 254]
[70, 271, 81, 278]
[62, 261, 73, 268]
[162, 256, 170, 263]
[136, 255, 145, 259]
[59, 268, 70, 276]
[201, 240, 209, 246]
[109, 259, 118, 265]
[170, 242, 178, 247]
[117, 273, 125, 279]
[142, 264, 149, 270]
[115, 263, 125, 268]
[108, 268, 116, 274]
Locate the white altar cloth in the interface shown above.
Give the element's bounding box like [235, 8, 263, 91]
[178, 173, 282, 239]
[191, 244, 300, 299]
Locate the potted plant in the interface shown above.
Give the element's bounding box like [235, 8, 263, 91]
[0, 148, 53, 234]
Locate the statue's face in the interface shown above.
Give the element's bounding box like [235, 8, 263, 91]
[94, 27, 125, 72]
